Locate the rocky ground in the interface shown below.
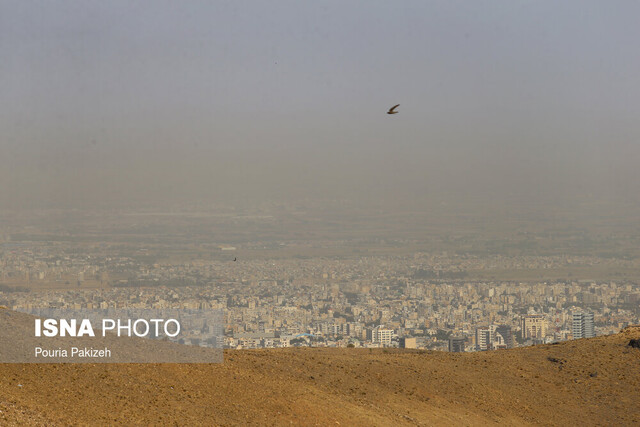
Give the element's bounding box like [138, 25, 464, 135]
[1, 310, 639, 425]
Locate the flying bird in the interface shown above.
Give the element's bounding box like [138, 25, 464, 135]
[387, 104, 400, 115]
[233, 257, 237, 262]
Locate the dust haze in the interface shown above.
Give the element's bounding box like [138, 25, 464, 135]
[2, 1, 639, 232]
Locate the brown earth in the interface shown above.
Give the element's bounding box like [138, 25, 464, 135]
[1, 316, 639, 425]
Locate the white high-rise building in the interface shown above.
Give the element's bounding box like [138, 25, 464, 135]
[371, 326, 393, 346]
[475, 326, 494, 351]
[572, 312, 595, 339]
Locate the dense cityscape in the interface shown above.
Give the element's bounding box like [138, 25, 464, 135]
[3, 239, 638, 352]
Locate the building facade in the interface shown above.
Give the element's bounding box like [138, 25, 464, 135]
[475, 327, 493, 351]
[448, 336, 466, 352]
[572, 312, 595, 339]
[521, 315, 547, 339]
[494, 325, 514, 349]
[370, 325, 393, 346]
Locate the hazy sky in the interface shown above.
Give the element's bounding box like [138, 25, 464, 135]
[1, 1, 639, 210]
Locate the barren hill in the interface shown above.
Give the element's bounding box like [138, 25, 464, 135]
[1, 311, 639, 425]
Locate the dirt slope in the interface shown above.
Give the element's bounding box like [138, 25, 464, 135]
[1, 314, 639, 425]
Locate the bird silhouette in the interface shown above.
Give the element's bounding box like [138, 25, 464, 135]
[387, 104, 400, 114]
[233, 257, 237, 262]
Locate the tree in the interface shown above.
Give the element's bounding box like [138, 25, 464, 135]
[290, 337, 307, 346]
